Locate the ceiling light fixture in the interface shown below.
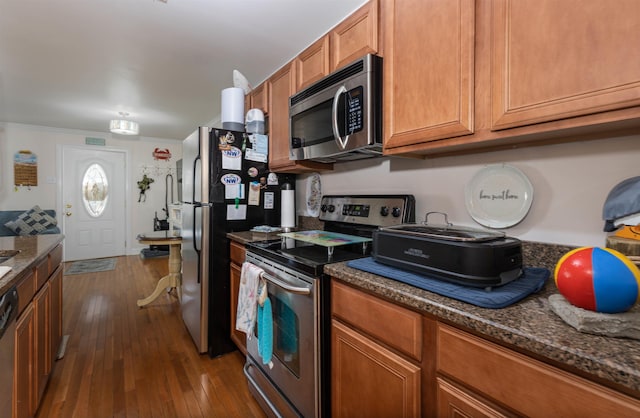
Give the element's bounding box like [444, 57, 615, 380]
[110, 112, 139, 135]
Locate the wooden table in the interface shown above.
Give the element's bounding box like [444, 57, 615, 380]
[136, 231, 182, 307]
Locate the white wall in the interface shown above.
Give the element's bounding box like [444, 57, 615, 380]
[296, 135, 639, 248]
[0, 123, 182, 256]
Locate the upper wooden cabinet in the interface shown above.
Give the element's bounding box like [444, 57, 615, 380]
[382, 0, 640, 157]
[296, 36, 330, 91]
[490, 0, 640, 131]
[381, 0, 475, 150]
[295, 0, 379, 91]
[267, 63, 297, 171]
[248, 82, 268, 114]
[330, 0, 379, 71]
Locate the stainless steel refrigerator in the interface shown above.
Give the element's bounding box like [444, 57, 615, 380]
[181, 126, 290, 355]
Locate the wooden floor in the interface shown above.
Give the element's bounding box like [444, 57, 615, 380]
[36, 255, 267, 418]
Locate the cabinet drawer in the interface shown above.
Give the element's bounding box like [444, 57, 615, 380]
[16, 270, 35, 316]
[437, 323, 640, 417]
[48, 244, 63, 276]
[230, 241, 246, 266]
[35, 257, 48, 291]
[331, 280, 422, 361]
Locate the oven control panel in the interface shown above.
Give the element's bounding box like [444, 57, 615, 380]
[319, 195, 415, 227]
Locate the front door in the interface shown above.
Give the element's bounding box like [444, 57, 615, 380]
[61, 146, 127, 261]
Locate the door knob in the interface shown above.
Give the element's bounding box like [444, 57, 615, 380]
[65, 212, 72, 217]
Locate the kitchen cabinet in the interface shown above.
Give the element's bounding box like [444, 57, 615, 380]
[14, 296, 34, 418]
[331, 278, 640, 418]
[247, 82, 268, 114]
[33, 281, 50, 409]
[229, 240, 246, 355]
[437, 323, 640, 417]
[331, 280, 435, 417]
[267, 63, 332, 173]
[329, 0, 379, 73]
[295, 36, 330, 91]
[295, 0, 378, 90]
[382, 0, 640, 158]
[381, 0, 475, 149]
[490, 0, 640, 131]
[436, 377, 512, 418]
[14, 243, 64, 418]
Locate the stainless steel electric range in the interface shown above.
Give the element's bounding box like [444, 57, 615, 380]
[243, 194, 415, 418]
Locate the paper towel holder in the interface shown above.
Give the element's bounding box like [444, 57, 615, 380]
[281, 181, 296, 232]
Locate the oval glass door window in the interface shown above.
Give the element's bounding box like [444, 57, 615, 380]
[82, 163, 109, 217]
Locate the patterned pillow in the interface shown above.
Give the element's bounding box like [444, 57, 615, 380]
[4, 205, 58, 235]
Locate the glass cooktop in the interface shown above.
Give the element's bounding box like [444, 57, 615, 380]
[246, 235, 371, 278]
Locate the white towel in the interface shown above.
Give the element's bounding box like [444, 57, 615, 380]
[0, 266, 11, 279]
[236, 262, 262, 337]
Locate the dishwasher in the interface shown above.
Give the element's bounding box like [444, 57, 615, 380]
[0, 285, 18, 416]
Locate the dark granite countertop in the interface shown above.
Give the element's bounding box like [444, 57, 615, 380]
[227, 231, 266, 245]
[325, 241, 640, 398]
[0, 234, 65, 294]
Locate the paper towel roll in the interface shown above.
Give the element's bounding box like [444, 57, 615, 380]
[281, 189, 296, 231]
[221, 87, 245, 131]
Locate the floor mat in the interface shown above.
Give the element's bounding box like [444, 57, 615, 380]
[64, 257, 117, 275]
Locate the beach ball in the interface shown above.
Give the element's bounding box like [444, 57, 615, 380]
[554, 247, 640, 313]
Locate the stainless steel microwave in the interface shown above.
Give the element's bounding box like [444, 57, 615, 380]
[289, 54, 382, 163]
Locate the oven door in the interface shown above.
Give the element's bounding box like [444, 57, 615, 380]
[244, 254, 319, 418]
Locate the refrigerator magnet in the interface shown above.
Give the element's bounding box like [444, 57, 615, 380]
[222, 147, 242, 170]
[264, 192, 274, 209]
[248, 181, 261, 206]
[267, 172, 279, 186]
[226, 204, 247, 220]
[218, 131, 235, 150]
[247, 166, 258, 177]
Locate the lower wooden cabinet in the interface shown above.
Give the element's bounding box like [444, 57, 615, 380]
[14, 304, 34, 418]
[331, 280, 428, 417]
[14, 244, 64, 418]
[331, 319, 421, 418]
[330, 279, 640, 418]
[436, 377, 512, 418]
[229, 240, 247, 354]
[437, 323, 640, 418]
[33, 282, 50, 410]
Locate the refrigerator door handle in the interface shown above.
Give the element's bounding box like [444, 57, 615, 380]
[191, 153, 201, 203]
[192, 204, 201, 284]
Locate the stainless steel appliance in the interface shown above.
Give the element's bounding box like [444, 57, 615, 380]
[181, 126, 292, 355]
[372, 213, 523, 287]
[0, 285, 18, 416]
[289, 54, 382, 163]
[244, 195, 415, 417]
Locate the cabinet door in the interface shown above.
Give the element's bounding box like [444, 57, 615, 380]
[382, 0, 475, 149]
[267, 63, 297, 171]
[249, 82, 268, 114]
[491, 0, 640, 130]
[330, 0, 379, 71]
[437, 377, 513, 418]
[296, 36, 330, 91]
[33, 282, 50, 409]
[49, 265, 63, 366]
[332, 319, 421, 418]
[229, 261, 246, 355]
[14, 304, 35, 418]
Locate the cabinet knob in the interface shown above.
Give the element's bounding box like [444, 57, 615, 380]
[65, 212, 72, 217]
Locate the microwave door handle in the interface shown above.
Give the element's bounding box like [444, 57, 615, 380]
[331, 85, 349, 150]
[259, 271, 311, 295]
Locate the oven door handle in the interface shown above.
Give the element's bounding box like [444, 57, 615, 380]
[260, 272, 311, 295]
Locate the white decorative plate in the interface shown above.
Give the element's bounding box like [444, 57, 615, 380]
[464, 164, 534, 229]
[306, 173, 322, 217]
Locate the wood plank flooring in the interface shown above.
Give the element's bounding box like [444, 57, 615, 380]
[36, 255, 266, 418]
